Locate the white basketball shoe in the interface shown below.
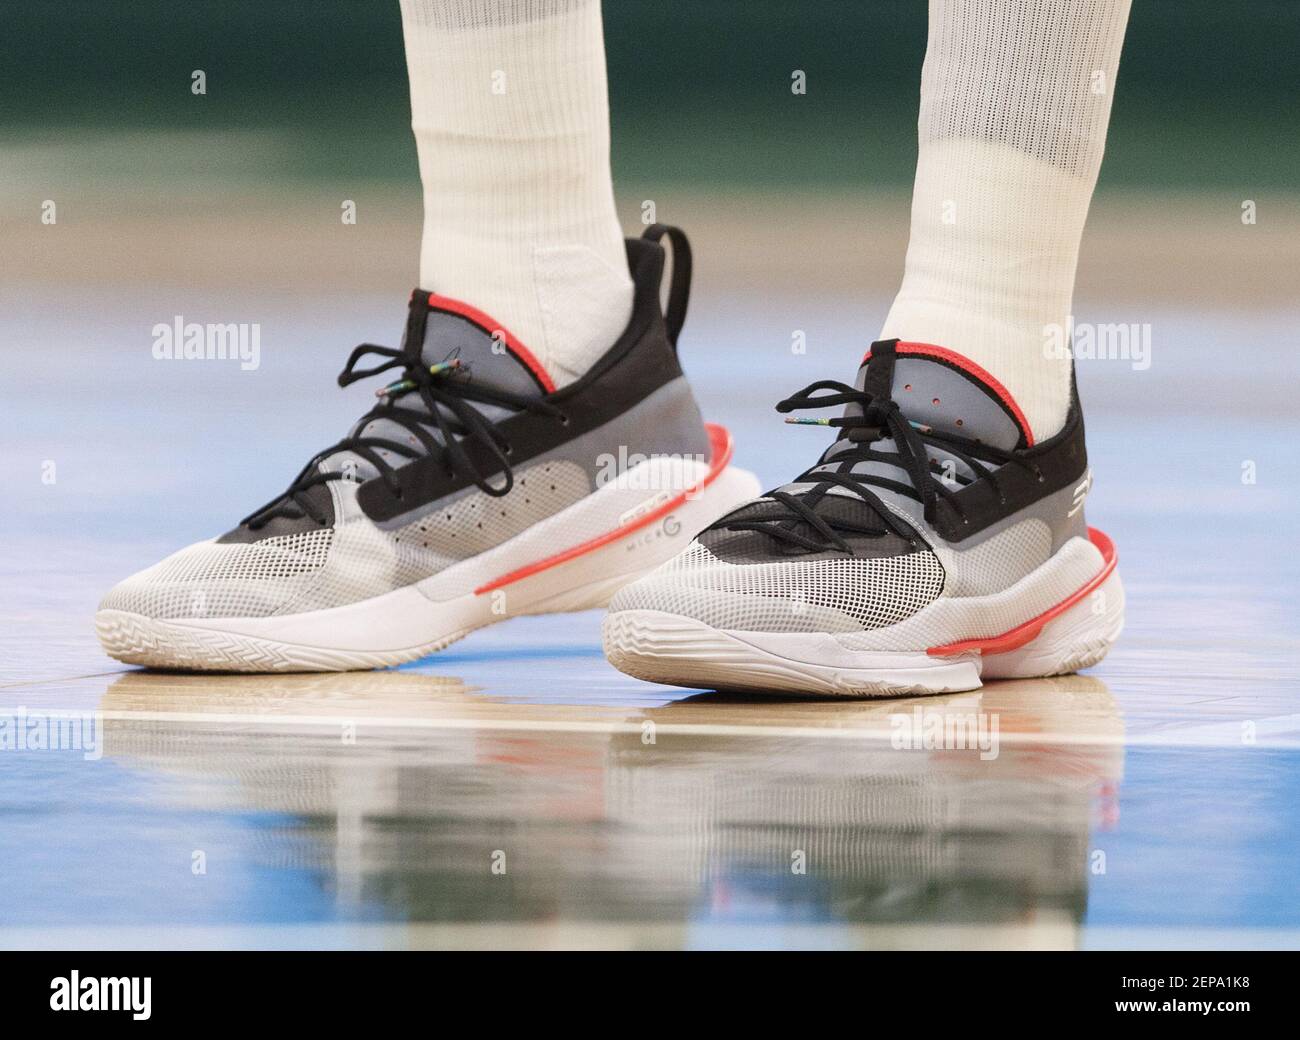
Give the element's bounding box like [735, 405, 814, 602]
[603, 338, 1123, 697]
[97, 226, 759, 671]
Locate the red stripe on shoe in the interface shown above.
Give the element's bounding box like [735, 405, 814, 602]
[425, 292, 557, 394]
[474, 423, 735, 596]
[926, 527, 1118, 657]
[864, 341, 1035, 447]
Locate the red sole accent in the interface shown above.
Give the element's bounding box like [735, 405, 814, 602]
[473, 423, 736, 596]
[425, 292, 557, 394]
[926, 527, 1118, 658]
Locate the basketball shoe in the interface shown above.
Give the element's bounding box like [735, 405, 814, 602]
[603, 339, 1123, 696]
[97, 226, 760, 671]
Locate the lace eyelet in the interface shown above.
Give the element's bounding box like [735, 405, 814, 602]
[558, 414, 570, 426]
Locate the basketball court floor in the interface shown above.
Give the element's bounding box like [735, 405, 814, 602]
[2, 195, 1297, 950]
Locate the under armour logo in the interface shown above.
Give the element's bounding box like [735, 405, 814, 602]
[1068, 469, 1093, 517]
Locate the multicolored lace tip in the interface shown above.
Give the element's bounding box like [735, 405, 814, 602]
[375, 359, 464, 398]
[786, 416, 933, 433]
[375, 379, 415, 398]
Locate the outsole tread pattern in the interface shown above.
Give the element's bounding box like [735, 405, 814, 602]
[602, 611, 957, 698]
[603, 554, 1126, 698]
[96, 610, 469, 673]
[602, 601, 1123, 699]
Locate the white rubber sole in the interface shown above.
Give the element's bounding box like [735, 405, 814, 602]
[97, 456, 762, 673]
[602, 567, 1125, 699]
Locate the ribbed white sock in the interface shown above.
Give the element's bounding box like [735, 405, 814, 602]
[398, 0, 632, 386]
[880, 0, 1132, 441]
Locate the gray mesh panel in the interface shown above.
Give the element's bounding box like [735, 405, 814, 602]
[610, 542, 945, 635]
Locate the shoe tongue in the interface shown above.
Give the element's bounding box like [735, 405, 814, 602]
[409, 290, 554, 398]
[849, 339, 1031, 451]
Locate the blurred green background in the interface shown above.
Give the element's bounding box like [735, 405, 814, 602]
[3, 1, 1295, 308]
[2, 0, 1297, 191]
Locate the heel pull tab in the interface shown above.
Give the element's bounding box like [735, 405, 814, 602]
[403, 289, 432, 357]
[641, 223, 692, 350]
[862, 338, 899, 401]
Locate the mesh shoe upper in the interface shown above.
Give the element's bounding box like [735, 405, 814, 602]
[100, 529, 337, 621]
[608, 539, 945, 634]
[100, 456, 594, 620]
[101, 228, 712, 624]
[611, 339, 1087, 636]
[100, 290, 572, 622]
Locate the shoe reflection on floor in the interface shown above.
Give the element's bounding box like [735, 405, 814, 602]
[94, 670, 1121, 948]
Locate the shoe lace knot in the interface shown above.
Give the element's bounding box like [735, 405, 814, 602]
[242, 334, 561, 530]
[724, 366, 1030, 555]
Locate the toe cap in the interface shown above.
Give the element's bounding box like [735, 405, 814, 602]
[99, 529, 334, 620]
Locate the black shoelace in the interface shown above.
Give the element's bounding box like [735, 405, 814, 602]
[720, 378, 1040, 554]
[243, 340, 563, 529]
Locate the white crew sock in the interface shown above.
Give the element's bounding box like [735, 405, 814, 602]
[399, 0, 632, 386]
[880, 0, 1132, 441]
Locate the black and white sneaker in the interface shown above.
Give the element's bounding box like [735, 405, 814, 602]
[603, 339, 1123, 697]
[97, 225, 759, 671]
